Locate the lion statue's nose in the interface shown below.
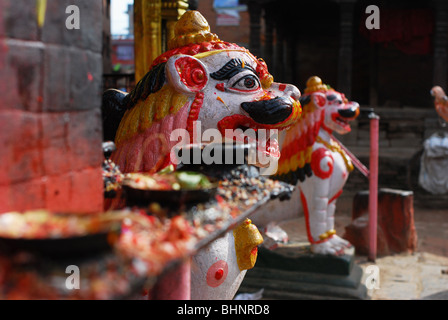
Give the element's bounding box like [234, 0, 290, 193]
[338, 103, 359, 119]
[241, 97, 293, 125]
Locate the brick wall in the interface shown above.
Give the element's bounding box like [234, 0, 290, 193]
[0, 0, 104, 213]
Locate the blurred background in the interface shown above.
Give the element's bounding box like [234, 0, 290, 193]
[0, 0, 446, 299]
[1, 0, 446, 213]
[104, 0, 448, 206]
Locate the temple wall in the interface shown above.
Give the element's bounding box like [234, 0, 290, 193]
[0, 0, 104, 213]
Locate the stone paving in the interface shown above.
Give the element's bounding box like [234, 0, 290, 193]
[275, 194, 448, 300]
[357, 205, 448, 300]
[356, 252, 448, 300]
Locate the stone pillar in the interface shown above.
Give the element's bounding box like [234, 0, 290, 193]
[247, 0, 262, 58]
[0, 0, 104, 213]
[337, 0, 355, 98]
[433, 0, 448, 89]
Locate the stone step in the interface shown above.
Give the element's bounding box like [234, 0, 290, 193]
[256, 245, 355, 276]
[239, 265, 368, 300]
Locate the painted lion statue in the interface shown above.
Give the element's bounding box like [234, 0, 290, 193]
[104, 12, 301, 174]
[252, 76, 360, 255]
[103, 8, 360, 298]
[102, 10, 302, 300]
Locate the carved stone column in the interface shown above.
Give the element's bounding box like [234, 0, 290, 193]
[433, 0, 448, 89]
[337, 0, 355, 98]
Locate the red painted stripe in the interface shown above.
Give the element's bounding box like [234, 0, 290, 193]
[329, 189, 343, 204]
[187, 92, 204, 142]
[300, 188, 332, 245]
[300, 189, 314, 244]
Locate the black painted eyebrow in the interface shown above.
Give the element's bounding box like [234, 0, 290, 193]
[210, 58, 256, 81]
[327, 94, 337, 101]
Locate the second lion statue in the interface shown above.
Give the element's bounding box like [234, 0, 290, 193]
[252, 76, 360, 255]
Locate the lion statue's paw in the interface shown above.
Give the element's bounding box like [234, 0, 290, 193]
[311, 241, 344, 256]
[328, 235, 352, 249]
[311, 235, 353, 255]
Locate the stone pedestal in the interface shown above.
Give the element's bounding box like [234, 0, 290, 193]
[239, 243, 368, 300]
[343, 189, 418, 256]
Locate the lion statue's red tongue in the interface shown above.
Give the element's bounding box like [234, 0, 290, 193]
[217, 115, 281, 162]
[264, 137, 280, 158]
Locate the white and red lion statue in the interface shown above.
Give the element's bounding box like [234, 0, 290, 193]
[253, 76, 360, 255]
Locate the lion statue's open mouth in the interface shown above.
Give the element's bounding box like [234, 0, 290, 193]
[217, 95, 301, 161]
[218, 115, 281, 160]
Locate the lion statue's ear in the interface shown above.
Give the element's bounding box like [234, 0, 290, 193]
[311, 92, 327, 108]
[166, 54, 209, 94]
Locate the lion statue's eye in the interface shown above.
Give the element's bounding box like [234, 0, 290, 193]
[232, 75, 260, 91]
[244, 77, 256, 88]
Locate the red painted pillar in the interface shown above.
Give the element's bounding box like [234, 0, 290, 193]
[150, 259, 191, 300]
[368, 114, 380, 262]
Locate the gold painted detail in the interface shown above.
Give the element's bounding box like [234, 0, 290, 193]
[168, 10, 220, 50]
[36, 0, 47, 28]
[233, 219, 264, 271]
[161, 0, 189, 18]
[134, 0, 163, 82]
[115, 85, 188, 146]
[315, 136, 354, 173]
[319, 229, 337, 241]
[305, 76, 331, 94]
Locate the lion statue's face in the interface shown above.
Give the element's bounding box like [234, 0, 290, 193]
[166, 50, 302, 159]
[309, 90, 359, 135]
